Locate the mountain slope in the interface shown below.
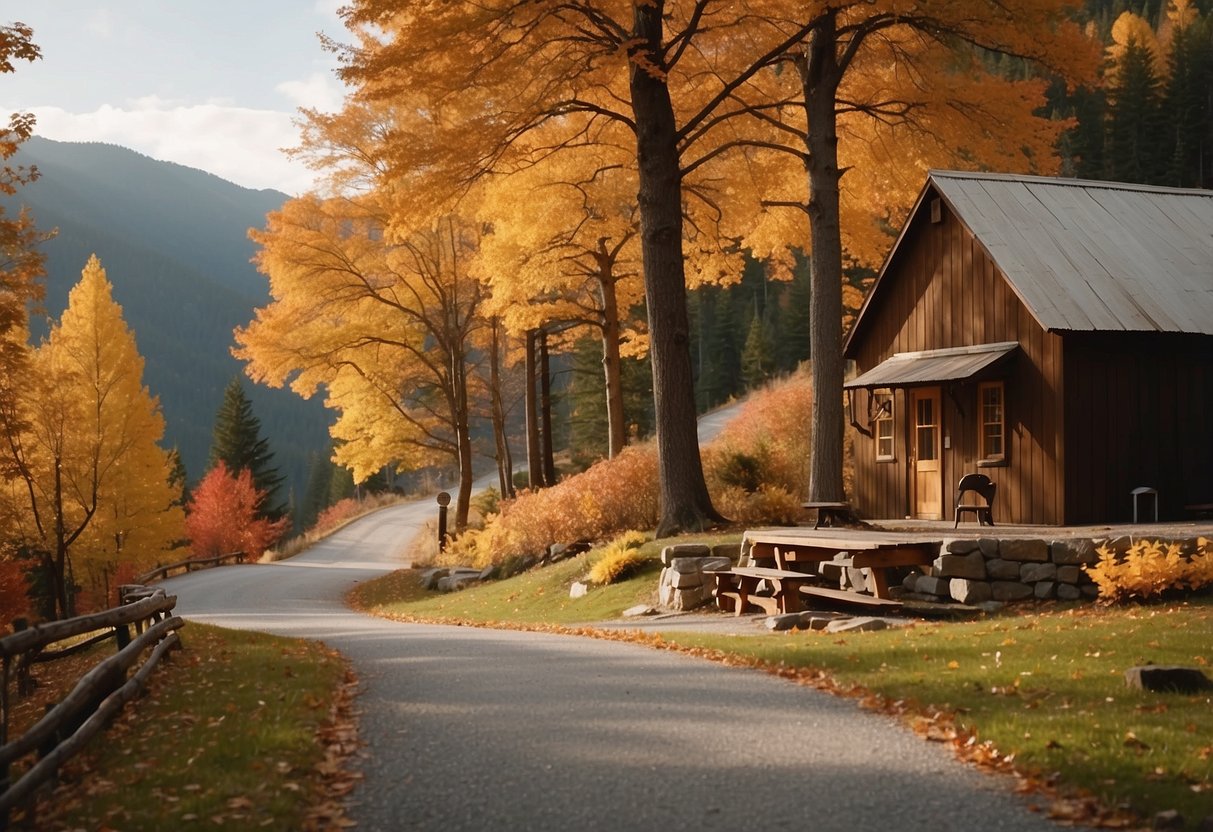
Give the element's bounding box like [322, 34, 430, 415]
[5, 137, 332, 513]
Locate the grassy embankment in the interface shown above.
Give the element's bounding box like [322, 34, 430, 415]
[16, 624, 355, 831]
[352, 536, 1213, 829]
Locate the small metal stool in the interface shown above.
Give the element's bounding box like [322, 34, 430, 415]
[1131, 486, 1158, 523]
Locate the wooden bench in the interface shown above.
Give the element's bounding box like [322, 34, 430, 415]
[744, 530, 939, 600]
[1185, 502, 1213, 519]
[712, 566, 819, 616]
[801, 501, 851, 529]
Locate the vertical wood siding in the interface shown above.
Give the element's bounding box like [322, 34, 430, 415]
[1063, 333, 1213, 522]
[848, 194, 1066, 524]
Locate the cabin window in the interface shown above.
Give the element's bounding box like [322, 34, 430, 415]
[978, 381, 1005, 463]
[873, 390, 894, 461]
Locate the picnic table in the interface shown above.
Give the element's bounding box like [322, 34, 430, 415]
[711, 528, 941, 614]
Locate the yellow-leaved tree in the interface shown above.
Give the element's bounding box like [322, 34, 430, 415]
[237, 196, 487, 531]
[0, 256, 183, 618]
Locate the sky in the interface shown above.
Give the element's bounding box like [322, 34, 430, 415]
[2, 1, 349, 195]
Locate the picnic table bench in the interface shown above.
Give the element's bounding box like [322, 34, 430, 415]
[712, 566, 820, 616]
[741, 529, 940, 601]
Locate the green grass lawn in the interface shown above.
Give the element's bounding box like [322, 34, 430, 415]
[353, 542, 1213, 829]
[22, 623, 354, 831]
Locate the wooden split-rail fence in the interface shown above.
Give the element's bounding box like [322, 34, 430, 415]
[0, 586, 185, 826]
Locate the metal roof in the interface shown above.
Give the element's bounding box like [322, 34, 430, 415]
[844, 342, 1018, 389]
[929, 171, 1213, 335]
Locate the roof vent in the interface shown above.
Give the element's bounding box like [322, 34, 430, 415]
[930, 198, 942, 224]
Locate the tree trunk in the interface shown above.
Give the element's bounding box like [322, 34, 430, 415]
[599, 271, 627, 458]
[452, 343, 473, 531]
[799, 18, 847, 504]
[524, 329, 545, 488]
[488, 319, 515, 498]
[539, 332, 556, 485]
[629, 1, 722, 537]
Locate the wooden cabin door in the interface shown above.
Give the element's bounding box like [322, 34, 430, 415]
[911, 387, 942, 519]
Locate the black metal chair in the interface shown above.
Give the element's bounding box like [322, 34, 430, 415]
[954, 474, 996, 527]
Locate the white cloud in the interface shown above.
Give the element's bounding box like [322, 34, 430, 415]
[276, 72, 344, 113]
[18, 101, 319, 195]
[84, 8, 114, 39]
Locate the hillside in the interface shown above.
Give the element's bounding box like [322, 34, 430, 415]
[4, 136, 332, 511]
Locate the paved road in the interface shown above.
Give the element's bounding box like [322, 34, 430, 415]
[162, 498, 1064, 832]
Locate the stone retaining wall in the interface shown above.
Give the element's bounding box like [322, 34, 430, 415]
[905, 534, 1204, 606]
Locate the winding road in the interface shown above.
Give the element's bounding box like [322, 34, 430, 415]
[162, 495, 1064, 832]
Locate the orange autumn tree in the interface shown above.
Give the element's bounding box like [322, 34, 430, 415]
[326, 0, 1097, 534]
[186, 462, 286, 559]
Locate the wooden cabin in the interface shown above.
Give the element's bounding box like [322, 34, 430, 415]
[844, 171, 1213, 525]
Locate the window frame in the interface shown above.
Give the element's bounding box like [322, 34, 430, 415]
[873, 389, 895, 462]
[977, 380, 1006, 465]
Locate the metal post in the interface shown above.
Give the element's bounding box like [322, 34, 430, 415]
[436, 491, 451, 552]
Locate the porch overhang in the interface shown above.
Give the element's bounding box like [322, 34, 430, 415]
[844, 341, 1019, 389]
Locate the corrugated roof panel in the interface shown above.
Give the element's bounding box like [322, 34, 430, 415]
[845, 342, 1019, 389]
[929, 172, 1213, 335]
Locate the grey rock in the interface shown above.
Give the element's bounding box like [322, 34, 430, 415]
[1152, 810, 1184, 831]
[1033, 581, 1056, 599]
[765, 614, 802, 632]
[1056, 565, 1082, 584]
[670, 557, 707, 574]
[975, 600, 1007, 614]
[999, 539, 1049, 562]
[671, 570, 704, 589]
[944, 538, 981, 555]
[658, 581, 676, 607]
[700, 556, 734, 573]
[915, 575, 951, 596]
[711, 543, 741, 562]
[1125, 665, 1213, 694]
[800, 611, 847, 629]
[978, 538, 1001, 559]
[419, 568, 448, 591]
[934, 552, 987, 580]
[672, 586, 709, 611]
[990, 581, 1034, 601]
[826, 617, 889, 634]
[1020, 563, 1058, 583]
[1056, 583, 1082, 601]
[622, 604, 656, 618]
[986, 559, 1023, 581]
[1080, 584, 1100, 599]
[478, 565, 498, 581]
[902, 571, 923, 591]
[569, 581, 590, 599]
[950, 578, 993, 605]
[1050, 538, 1099, 566]
[661, 544, 711, 566]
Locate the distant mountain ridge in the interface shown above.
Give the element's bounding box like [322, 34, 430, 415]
[5, 136, 331, 511]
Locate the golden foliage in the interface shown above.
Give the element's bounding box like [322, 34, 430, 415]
[1084, 537, 1213, 602]
[587, 531, 649, 585]
[447, 371, 814, 566]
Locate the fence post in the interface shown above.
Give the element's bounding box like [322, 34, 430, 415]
[436, 491, 451, 552]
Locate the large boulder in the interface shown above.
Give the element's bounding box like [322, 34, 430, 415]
[1124, 665, 1213, 694]
[933, 552, 987, 580]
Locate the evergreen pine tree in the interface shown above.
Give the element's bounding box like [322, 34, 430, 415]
[208, 378, 286, 521]
[741, 305, 776, 391]
[300, 449, 334, 530]
[567, 336, 610, 466]
[1105, 37, 1166, 183]
[1164, 15, 1213, 187]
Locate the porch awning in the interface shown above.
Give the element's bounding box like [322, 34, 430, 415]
[844, 341, 1018, 389]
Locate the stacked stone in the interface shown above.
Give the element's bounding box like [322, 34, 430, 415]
[657, 543, 739, 611]
[906, 537, 1102, 604]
